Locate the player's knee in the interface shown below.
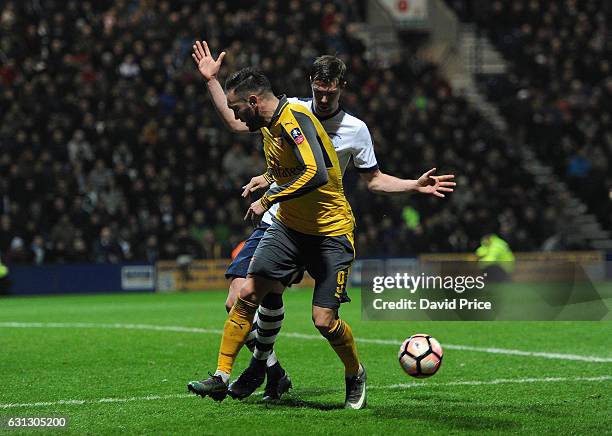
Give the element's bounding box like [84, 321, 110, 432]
[238, 278, 260, 304]
[226, 278, 244, 312]
[239, 275, 284, 306]
[312, 311, 336, 335]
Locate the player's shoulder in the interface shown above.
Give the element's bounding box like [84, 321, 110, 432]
[284, 100, 316, 123]
[287, 97, 312, 116]
[287, 96, 313, 110]
[336, 110, 371, 141]
[339, 109, 368, 132]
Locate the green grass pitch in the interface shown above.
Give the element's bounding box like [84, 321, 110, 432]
[0, 289, 610, 435]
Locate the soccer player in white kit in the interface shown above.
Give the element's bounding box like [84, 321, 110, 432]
[192, 41, 455, 402]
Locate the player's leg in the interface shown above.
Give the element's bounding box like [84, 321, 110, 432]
[312, 305, 361, 376]
[227, 277, 259, 352]
[227, 220, 301, 400]
[252, 291, 284, 365]
[223, 225, 269, 354]
[229, 287, 293, 400]
[225, 226, 267, 311]
[311, 304, 366, 410]
[308, 233, 366, 409]
[252, 289, 293, 400]
[217, 275, 283, 377]
[246, 268, 303, 400]
[188, 222, 288, 401]
[187, 274, 280, 401]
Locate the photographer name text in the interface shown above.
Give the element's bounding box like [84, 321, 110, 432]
[370, 273, 492, 311]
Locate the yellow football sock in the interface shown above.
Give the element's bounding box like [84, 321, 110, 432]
[217, 297, 258, 375]
[325, 319, 360, 376]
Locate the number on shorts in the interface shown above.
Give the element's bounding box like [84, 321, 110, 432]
[335, 269, 348, 299]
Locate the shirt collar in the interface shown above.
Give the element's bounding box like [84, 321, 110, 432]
[268, 95, 288, 128]
[314, 105, 342, 121]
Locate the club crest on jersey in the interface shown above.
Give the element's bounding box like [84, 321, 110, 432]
[290, 128, 305, 144]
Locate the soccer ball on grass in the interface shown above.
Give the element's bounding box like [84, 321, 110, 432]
[398, 334, 443, 378]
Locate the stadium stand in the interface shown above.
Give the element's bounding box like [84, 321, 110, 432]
[0, 0, 583, 264]
[446, 0, 612, 231]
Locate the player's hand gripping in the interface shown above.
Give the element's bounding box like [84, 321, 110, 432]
[244, 199, 267, 226]
[192, 40, 225, 82]
[241, 175, 271, 198]
[416, 168, 456, 198]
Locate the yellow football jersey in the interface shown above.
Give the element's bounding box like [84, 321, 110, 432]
[259, 95, 354, 236]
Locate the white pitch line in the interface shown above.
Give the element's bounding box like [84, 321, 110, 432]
[433, 344, 612, 363]
[0, 322, 223, 335]
[385, 375, 612, 389]
[1, 322, 612, 363]
[0, 376, 610, 410]
[282, 332, 612, 363]
[0, 394, 194, 410]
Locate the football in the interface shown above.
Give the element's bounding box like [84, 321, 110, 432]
[398, 334, 443, 378]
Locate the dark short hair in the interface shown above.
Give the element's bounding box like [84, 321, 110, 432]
[310, 55, 346, 84]
[224, 68, 272, 96]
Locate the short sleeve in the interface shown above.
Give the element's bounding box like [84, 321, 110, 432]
[352, 123, 379, 173]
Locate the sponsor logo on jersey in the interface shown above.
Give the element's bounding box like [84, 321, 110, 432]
[290, 128, 305, 144]
[268, 164, 306, 178]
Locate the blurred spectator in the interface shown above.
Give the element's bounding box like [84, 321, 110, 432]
[118, 54, 141, 79]
[188, 210, 208, 245]
[30, 235, 46, 265]
[67, 130, 94, 164]
[68, 238, 90, 262]
[142, 235, 160, 263]
[93, 227, 123, 263]
[50, 215, 77, 248]
[88, 160, 113, 193]
[6, 237, 31, 264]
[222, 143, 251, 183]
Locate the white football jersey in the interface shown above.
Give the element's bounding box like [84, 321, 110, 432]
[262, 97, 378, 225]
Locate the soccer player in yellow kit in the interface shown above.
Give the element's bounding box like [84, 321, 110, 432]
[188, 68, 368, 408]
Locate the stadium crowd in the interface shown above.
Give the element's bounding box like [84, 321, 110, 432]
[0, 0, 573, 264]
[447, 0, 612, 230]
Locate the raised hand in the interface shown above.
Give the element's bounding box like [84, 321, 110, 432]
[416, 168, 456, 198]
[192, 40, 226, 82]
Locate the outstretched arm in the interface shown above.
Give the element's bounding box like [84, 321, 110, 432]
[192, 40, 250, 133]
[360, 168, 455, 198]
